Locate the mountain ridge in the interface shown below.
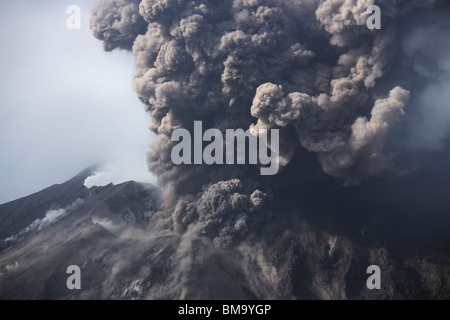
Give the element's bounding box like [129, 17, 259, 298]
[0, 168, 449, 300]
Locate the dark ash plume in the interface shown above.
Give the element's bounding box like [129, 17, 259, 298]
[90, 0, 147, 51]
[90, 0, 450, 299]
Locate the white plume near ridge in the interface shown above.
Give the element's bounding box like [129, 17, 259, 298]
[4, 199, 84, 243]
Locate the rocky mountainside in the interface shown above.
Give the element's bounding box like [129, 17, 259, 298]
[0, 169, 449, 300]
[0, 168, 162, 299]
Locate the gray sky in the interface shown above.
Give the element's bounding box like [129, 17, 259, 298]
[0, 0, 156, 204]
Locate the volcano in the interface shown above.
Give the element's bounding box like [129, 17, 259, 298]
[0, 168, 448, 300]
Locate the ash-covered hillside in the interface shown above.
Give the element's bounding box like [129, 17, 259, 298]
[0, 168, 162, 299]
[0, 168, 449, 300]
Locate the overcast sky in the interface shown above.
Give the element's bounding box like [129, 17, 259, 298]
[0, 0, 156, 204]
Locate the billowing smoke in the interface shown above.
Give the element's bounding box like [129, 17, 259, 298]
[90, 0, 147, 51]
[90, 0, 450, 299]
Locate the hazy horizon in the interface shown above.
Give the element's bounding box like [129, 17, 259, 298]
[0, 0, 156, 204]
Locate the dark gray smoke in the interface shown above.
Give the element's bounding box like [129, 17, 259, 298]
[90, 0, 147, 51]
[90, 0, 450, 299]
